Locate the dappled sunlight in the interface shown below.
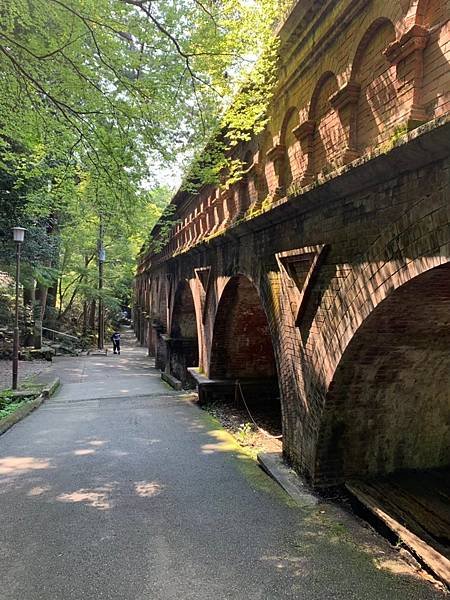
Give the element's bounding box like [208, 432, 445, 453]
[57, 485, 113, 511]
[74, 439, 107, 447]
[27, 485, 51, 497]
[375, 557, 417, 576]
[260, 554, 308, 577]
[0, 456, 52, 476]
[134, 481, 165, 498]
[108, 449, 129, 457]
[187, 423, 207, 432]
[201, 429, 243, 454]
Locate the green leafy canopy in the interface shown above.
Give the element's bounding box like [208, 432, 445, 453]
[0, 0, 291, 323]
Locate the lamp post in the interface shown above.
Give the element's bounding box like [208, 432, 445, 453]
[12, 227, 26, 390]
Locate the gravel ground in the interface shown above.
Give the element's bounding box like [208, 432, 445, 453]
[201, 399, 283, 454]
[0, 359, 52, 392]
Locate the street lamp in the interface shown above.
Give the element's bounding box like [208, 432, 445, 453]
[12, 227, 26, 390]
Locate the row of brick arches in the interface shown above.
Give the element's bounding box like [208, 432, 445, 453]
[136, 260, 449, 487]
[168, 275, 283, 437]
[135, 0, 450, 579]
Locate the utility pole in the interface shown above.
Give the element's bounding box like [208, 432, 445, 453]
[98, 216, 105, 350]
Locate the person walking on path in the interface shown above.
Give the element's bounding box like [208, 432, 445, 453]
[111, 331, 121, 354]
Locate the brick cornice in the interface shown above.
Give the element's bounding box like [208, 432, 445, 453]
[293, 120, 315, 142]
[276, 0, 367, 98]
[247, 160, 261, 177]
[329, 82, 361, 111]
[384, 25, 430, 65]
[266, 143, 286, 162]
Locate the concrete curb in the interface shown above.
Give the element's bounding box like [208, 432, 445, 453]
[42, 377, 60, 399]
[258, 451, 318, 508]
[0, 377, 60, 436]
[161, 372, 183, 391]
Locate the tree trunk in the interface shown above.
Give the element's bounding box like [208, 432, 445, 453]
[35, 282, 49, 321]
[88, 299, 96, 332]
[82, 300, 88, 334]
[23, 280, 35, 306]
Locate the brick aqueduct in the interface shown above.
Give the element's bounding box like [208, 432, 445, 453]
[134, 0, 450, 487]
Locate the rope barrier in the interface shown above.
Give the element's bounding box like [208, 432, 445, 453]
[235, 380, 282, 440]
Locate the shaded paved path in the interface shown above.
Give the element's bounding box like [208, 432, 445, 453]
[0, 332, 444, 599]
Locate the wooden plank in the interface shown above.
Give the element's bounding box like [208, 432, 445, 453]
[346, 482, 450, 587]
[376, 481, 450, 548]
[353, 479, 450, 559]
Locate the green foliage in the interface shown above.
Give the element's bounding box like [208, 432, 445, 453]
[182, 0, 292, 191]
[0, 389, 40, 418]
[235, 422, 256, 445]
[0, 0, 292, 326]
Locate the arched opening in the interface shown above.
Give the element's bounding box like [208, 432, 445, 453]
[416, 0, 442, 27]
[237, 151, 252, 216]
[281, 107, 299, 186]
[153, 276, 169, 371]
[352, 19, 398, 155]
[309, 73, 343, 175]
[419, 0, 449, 119]
[257, 130, 272, 203]
[168, 280, 199, 388]
[209, 275, 282, 437]
[315, 263, 450, 486]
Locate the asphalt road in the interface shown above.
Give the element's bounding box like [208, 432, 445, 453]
[0, 333, 445, 599]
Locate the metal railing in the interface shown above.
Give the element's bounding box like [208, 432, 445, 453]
[42, 327, 80, 345]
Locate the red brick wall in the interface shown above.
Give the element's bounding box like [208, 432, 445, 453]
[422, 0, 450, 117]
[209, 275, 277, 380]
[354, 19, 398, 154]
[314, 263, 450, 483]
[311, 73, 343, 173]
[171, 281, 197, 339]
[139, 0, 449, 263]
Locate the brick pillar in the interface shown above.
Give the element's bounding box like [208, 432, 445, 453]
[266, 143, 287, 199]
[384, 25, 431, 129]
[247, 161, 260, 209]
[329, 81, 361, 164]
[221, 189, 235, 226]
[293, 119, 315, 185]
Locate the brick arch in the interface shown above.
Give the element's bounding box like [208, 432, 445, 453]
[350, 18, 398, 155]
[258, 129, 273, 201]
[308, 72, 343, 175]
[208, 273, 282, 432]
[314, 262, 450, 486]
[168, 279, 200, 388]
[170, 279, 198, 339]
[415, 0, 442, 26]
[237, 150, 253, 215]
[279, 107, 297, 189]
[351, 17, 395, 79]
[418, 0, 448, 118]
[156, 275, 168, 329]
[209, 274, 278, 380]
[308, 71, 336, 122]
